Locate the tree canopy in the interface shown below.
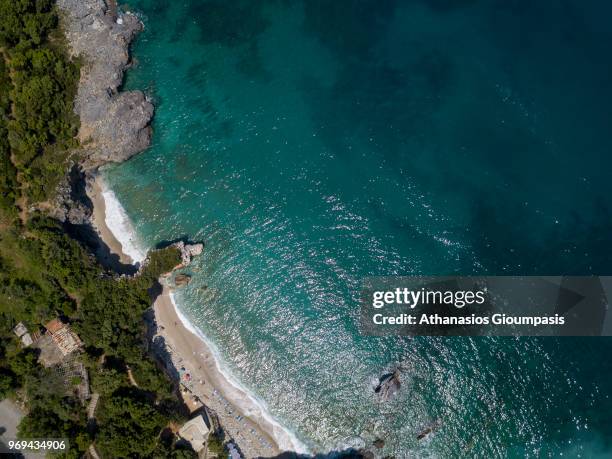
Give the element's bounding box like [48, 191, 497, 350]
[0, 2, 194, 457]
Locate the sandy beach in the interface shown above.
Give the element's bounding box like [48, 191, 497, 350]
[153, 285, 285, 457]
[88, 176, 135, 266]
[88, 176, 297, 458]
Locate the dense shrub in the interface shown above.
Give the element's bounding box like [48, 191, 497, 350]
[0, 2, 189, 456]
[96, 389, 167, 458]
[0, 0, 79, 204]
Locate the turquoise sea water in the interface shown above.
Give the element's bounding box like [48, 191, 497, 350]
[105, 1, 612, 456]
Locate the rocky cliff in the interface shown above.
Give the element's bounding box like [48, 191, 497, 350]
[58, 0, 153, 168]
[50, 0, 153, 224]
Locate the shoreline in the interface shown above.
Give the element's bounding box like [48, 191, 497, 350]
[57, 0, 306, 455]
[88, 176, 136, 266]
[154, 284, 305, 456]
[90, 179, 306, 457]
[88, 175, 147, 266]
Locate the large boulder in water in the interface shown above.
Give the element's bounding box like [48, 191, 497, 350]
[173, 241, 204, 267]
[375, 369, 401, 401]
[174, 274, 192, 287]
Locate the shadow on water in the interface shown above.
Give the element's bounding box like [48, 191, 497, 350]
[154, 236, 205, 250]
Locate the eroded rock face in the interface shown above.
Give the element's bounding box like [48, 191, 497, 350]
[57, 0, 153, 168]
[48, 164, 93, 224]
[173, 241, 204, 267]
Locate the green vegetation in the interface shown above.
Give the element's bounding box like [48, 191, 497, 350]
[76, 246, 179, 361]
[207, 431, 226, 457]
[0, 216, 186, 457]
[0, 0, 79, 206]
[0, 1, 193, 458]
[17, 365, 89, 455]
[96, 388, 167, 457]
[0, 56, 18, 214]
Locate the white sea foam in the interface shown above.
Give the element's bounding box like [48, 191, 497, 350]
[168, 290, 309, 454]
[97, 179, 307, 453]
[98, 180, 147, 264]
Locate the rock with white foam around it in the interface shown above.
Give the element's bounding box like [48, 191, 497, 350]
[173, 241, 204, 267]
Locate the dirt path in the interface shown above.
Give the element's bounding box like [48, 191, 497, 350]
[126, 366, 139, 387]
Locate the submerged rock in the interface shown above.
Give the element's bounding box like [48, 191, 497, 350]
[374, 369, 401, 401]
[174, 274, 192, 287]
[416, 419, 441, 441]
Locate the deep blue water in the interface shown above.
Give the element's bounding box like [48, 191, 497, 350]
[105, 1, 612, 456]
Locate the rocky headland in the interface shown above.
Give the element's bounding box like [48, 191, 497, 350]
[46, 3, 289, 457]
[51, 0, 153, 225]
[58, 0, 153, 167]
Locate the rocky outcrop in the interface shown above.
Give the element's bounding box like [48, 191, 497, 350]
[374, 369, 401, 401]
[50, 0, 153, 224]
[145, 242, 203, 279]
[48, 164, 93, 224]
[174, 274, 192, 287]
[174, 241, 204, 268]
[57, 0, 153, 169]
[416, 419, 441, 441]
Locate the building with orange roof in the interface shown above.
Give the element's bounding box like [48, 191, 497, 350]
[44, 319, 83, 356]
